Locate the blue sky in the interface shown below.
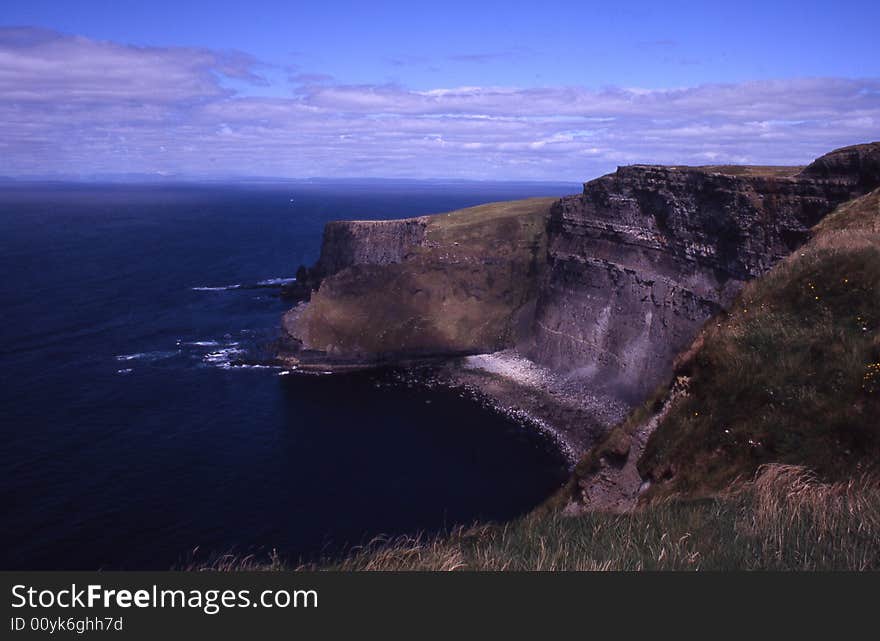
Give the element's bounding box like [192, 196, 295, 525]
[1, 1, 879, 179]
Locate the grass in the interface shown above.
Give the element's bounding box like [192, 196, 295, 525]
[629, 164, 804, 177]
[426, 196, 556, 237]
[691, 165, 804, 177]
[191, 465, 880, 571]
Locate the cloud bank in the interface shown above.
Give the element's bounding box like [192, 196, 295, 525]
[1, 27, 878, 180]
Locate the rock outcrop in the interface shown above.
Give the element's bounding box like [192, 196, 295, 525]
[281, 218, 429, 302]
[799, 141, 880, 190]
[314, 218, 429, 276]
[529, 143, 880, 401]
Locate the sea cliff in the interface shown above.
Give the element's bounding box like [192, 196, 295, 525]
[279, 142, 880, 453]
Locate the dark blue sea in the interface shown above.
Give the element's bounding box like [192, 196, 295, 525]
[0, 181, 577, 570]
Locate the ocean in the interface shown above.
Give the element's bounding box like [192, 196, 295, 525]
[0, 181, 577, 570]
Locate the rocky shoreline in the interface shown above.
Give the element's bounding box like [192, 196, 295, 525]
[437, 351, 629, 464]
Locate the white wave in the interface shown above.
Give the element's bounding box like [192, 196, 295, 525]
[202, 346, 246, 369]
[176, 340, 222, 347]
[191, 284, 241, 291]
[256, 277, 296, 286]
[234, 363, 281, 370]
[115, 350, 179, 362]
[288, 369, 334, 376]
[192, 277, 295, 291]
[117, 368, 133, 375]
[203, 347, 245, 360]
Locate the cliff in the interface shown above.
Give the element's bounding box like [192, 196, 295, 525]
[281, 143, 880, 397]
[280, 198, 554, 368]
[530, 143, 880, 401]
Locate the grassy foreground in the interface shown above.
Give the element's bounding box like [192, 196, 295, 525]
[195, 465, 879, 571]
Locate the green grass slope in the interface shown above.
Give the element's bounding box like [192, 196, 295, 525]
[637, 188, 880, 494]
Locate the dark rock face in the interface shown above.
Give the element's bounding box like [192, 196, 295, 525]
[315, 218, 429, 275]
[281, 218, 428, 301]
[529, 143, 880, 402]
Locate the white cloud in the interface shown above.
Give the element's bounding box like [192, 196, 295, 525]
[1, 28, 878, 180]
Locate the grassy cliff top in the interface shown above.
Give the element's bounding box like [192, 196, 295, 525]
[426, 196, 558, 229]
[625, 164, 803, 177]
[423, 197, 556, 255]
[692, 164, 804, 177]
[340, 196, 557, 227]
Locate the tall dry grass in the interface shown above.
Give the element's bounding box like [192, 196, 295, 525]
[732, 464, 880, 570]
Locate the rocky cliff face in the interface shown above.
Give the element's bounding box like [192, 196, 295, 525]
[529, 143, 880, 402]
[281, 218, 429, 301]
[315, 218, 429, 276]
